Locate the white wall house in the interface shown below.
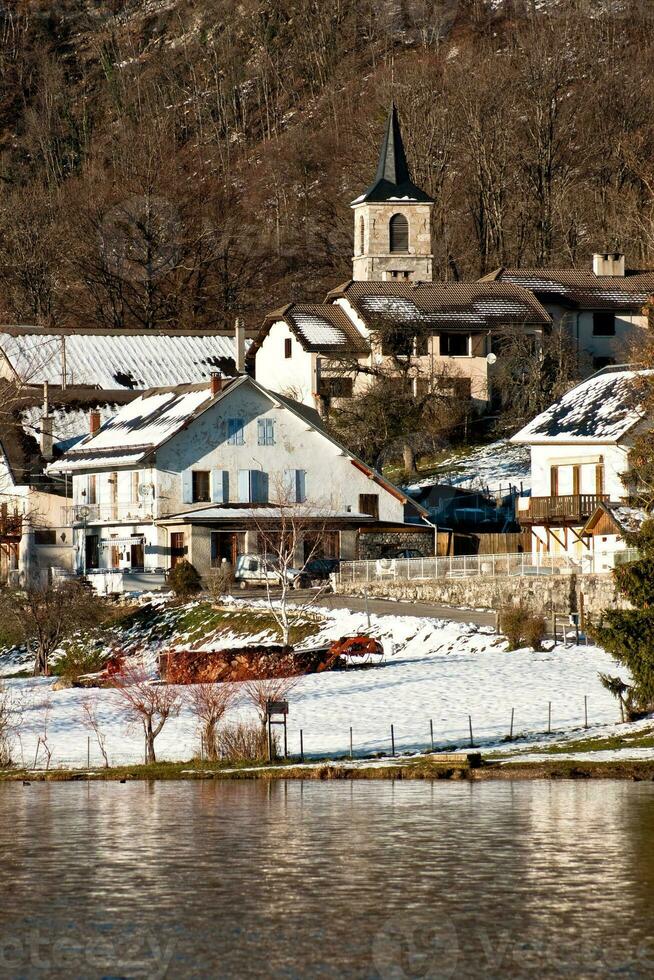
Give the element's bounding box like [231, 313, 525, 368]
[47, 375, 432, 590]
[251, 284, 551, 414]
[512, 368, 650, 563]
[483, 255, 654, 372]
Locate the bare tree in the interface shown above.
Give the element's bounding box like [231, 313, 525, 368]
[111, 664, 181, 765]
[252, 484, 330, 645]
[185, 681, 235, 762]
[242, 675, 299, 730]
[0, 580, 111, 676]
[0, 682, 16, 768]
[80, 695, 110, 768]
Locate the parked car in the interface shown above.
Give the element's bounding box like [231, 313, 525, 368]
[303, 557, 341, 580]
[234, 554, 311, 589]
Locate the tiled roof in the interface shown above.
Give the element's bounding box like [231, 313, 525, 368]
[484, 268, 654, 309]
[249, 303, 370, 359]
[0, 328, 249, 389]
[512, 369, 651, 444]
[327, 281, 551, 329]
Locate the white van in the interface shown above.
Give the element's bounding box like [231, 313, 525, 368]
[234, 554, 310, 589]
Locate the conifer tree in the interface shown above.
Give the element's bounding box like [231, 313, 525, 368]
[594, 519, 654, 719]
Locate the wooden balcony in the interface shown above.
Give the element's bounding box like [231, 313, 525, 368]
[520, 494, 609, 526]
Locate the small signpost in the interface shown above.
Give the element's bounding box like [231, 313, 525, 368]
[266, 699, 289, 761]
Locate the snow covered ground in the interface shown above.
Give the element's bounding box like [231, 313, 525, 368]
[0, 600, 628, 770]
[404, 440, 531, 495]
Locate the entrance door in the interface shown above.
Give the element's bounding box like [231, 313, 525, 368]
[130, 541, 145, 571]
[170, 532, 186, 568]
[85, 535, 99, 570]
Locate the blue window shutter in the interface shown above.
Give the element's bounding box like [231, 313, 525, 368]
[257, 420, 265, 445]
[266, 419, 275, 445]
[252, 471, 269, 503]
[295, 470, 306, 503]
[181, 469, 193, 505]
[237, 470, 250, 502]
[211, 469, 228, 504]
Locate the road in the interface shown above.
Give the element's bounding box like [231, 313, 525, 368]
[285, 590, 497, 627]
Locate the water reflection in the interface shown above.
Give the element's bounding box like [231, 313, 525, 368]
[0, 780, 653, 978]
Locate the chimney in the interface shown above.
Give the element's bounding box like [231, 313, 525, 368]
[210, 372, 223, 397]
[235, 317, 246, 374]
[592, 252, 626, 277]
[89, 410, 101, 435]
[40, 382, 53, 461]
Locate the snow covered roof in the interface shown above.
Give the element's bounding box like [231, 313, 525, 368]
[512, 369, 652, 444]
[0, 328, 249, 389]
[326, 282, 551, 330]
[250, 303, 369, 360]
[583, 502, 649, 536]
[483, 267, 654, 309]
[48, 383, 218, 472]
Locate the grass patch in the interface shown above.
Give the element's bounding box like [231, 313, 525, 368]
[536, 727, 654, 755]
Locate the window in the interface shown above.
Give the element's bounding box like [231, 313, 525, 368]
[257, 418, 275, 446]
[359, 493, 379, 520]
[359, 216, 365, 255]
[87, 475, 97, 505]
[415, 333, 428, 356]
[34, 529, 56, 546]
[284, 338, 292, 359]
[192, 470, 211, 503]
[109, 472, 118, 504]
[593, 311, 615, 336]
[550, 466, 559, 497]
[381, 329, 412, 356]
[439, 333, 469, 357]
[389, 213, 409, 253]
[237, 470, 269, 503]
[283, 469, 307, 503]
[131, 471, 140, 504]
[227, 418, 245, 445]
[572, 464, 581, 496]
[318, 377, 354, 398]
[389, 270, 411, 279]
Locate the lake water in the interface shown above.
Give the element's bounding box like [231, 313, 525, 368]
[1, 780, 653, 978]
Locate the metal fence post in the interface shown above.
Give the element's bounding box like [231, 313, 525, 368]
[390, 724, 395, 757]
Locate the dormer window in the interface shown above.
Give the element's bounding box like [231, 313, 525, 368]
[389, 214, 409, 253]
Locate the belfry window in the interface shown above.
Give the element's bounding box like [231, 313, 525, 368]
[389, 214, 409, 253]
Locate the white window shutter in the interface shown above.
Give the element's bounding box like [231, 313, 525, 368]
[282, 469, 295, 501]
[211, 469, 228, 504]
[181, 469, 193, 504]
[237, 469, 251, 502]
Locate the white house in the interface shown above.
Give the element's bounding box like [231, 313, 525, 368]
[482, 255, 654, 371]
[512, 367, 651, 563]
[47, 374, 433, 590]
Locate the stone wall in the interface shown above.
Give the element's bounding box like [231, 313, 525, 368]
[334, 572, 628, 621]
[357, 529, 434, 560]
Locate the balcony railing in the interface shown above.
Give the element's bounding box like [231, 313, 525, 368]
[64, 502, 156, 524]
[520, 494, 609, 525]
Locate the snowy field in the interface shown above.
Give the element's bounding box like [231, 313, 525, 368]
[405, 440, 531, 494]
[0, 601, 628, 770]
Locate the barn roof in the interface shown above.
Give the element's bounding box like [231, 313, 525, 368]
[0, 327, 249, 390]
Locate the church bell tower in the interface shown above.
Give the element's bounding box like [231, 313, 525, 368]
[351, 104, 434, 282]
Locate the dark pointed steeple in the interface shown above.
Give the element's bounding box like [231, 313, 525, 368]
[353, 104, 433, 205]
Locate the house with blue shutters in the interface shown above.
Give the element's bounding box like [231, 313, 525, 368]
[47, 374, 431, 591]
